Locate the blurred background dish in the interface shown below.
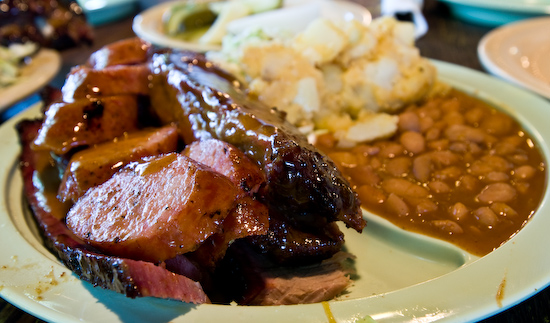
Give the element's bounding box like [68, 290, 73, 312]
[478, 17, 550, 99]
[0, 48, 60, 111]
[132, 0, 372, 52]
[77, 0, 139, 26]
[438, 0, 550, 26]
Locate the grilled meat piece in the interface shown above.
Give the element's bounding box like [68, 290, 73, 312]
[18, 120, 209, 304]
[66, 153, 240, 262]
[58, 125, 179, 203]
[32, 95, 141, 155]
[183, 138, 266, 195]
[148, 50, 366, 235]
[0, 0, 94, 49]
[183, 139, 269, 270]
[88, 38, 151, 70]
[62, 64, 150, 102]
[216, 241, 353, 305]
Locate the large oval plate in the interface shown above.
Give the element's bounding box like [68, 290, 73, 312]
[0, 60, 549, 322]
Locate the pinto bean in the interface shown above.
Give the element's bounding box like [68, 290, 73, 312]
[400, 131, 426, 154]
[431, 220, 464, 234]
[513, 165, 537, 181]
[449, 202, 469, 221]
[484, 171, 510, 183]
[386, 193, 409, 217]
[425, 127, 441, 141]
[434, 166, 463, 181]
[445, 124, 489, 144]
[416, 199, 438, 215]
[328, 152, 359, 168]
[350, 165, 381, 186]
[386, 157, 412, 177]
[473, 207, 498, 227]
[481, 112, 514, 136]
[356, 185, 386, 206]
[398, 111, 420, 132]
[456, 174, 480, 192]
[428, 180, 451, 194]
[477, 183, 517, 204]
[490, 202, 518, 218]
[413, 154, 432, 182]
[381, 178, 430, 198]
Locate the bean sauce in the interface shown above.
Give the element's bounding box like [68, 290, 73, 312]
[316, 89, 547, 256]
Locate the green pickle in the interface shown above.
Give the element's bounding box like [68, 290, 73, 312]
[163, 3, 217, 36]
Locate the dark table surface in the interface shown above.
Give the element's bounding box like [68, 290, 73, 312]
[1, 0, 549, 322]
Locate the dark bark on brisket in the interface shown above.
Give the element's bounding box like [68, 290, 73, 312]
[148, 50, 366, 236]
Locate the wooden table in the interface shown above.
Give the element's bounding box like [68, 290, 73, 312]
[2, 0, 550, 322]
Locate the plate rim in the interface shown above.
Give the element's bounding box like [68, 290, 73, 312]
[1, 60, 550, 323]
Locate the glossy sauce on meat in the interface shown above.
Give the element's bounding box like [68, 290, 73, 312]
[316, 89, 547, 256]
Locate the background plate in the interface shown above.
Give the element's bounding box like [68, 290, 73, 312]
[478, 17, 550, 99]
[0, 49, 61, 111]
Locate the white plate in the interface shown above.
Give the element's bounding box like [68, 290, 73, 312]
[1, 60, 550, 322]
[0, 49, 61, 111]
[132, 0, 372, 52]
[478, 17, 550, 100]
[438, 0, 550, 26]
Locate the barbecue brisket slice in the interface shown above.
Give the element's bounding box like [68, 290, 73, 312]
[148, 50, 366, 235]
[17, 119, 210, 304]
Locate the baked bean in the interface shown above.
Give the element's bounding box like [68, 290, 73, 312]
[429, 150, 459, 166]
[449, 202, 469, 221]
[412, 154, 432, 182]
[416, 199, 438, 214]
[398, 111, 420, 132]
[456, 174, 481, 192]
[445, 124, 488, 143]
[350, 165, 381, 186]
[481, 112, 513, 136]
[477, 183, 517, 204]
[443, 110, 465, 126]
[378, 142, 405, 158]
[428, 139, 449, 151]
[513, 165, 537, 180]
[386, 193, 409, 217]
[464, 106, 487, 126]
[425, 127, 441, 141]
[493, 136, 522, 155]
[509, 153, 529, 164]
[431, 220, 464, 234]
[356, 185, 386, 205]
[484, 171, 510, 183]
[474, 207, 498, 227]
[328, 152, 359, 167]
[428, 180, 451, 194]
[400, 131, 425, 154]
[385, 157, 411, 177]
[434, 166, 463, 181]
[490, 202, 518, 218]
[352, 144, 380, 157]
[419, 116, 434, 133]
[381, 178, 429, 198]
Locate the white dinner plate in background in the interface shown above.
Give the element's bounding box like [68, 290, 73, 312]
[478, 17, 550, 100]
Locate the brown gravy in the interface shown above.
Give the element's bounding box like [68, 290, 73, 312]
[316, 89, 547, 256]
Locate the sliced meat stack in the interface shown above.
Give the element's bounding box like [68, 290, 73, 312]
[17, 38, 366, 306]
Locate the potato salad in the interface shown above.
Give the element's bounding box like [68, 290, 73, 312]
[207, 16, 439, 146]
